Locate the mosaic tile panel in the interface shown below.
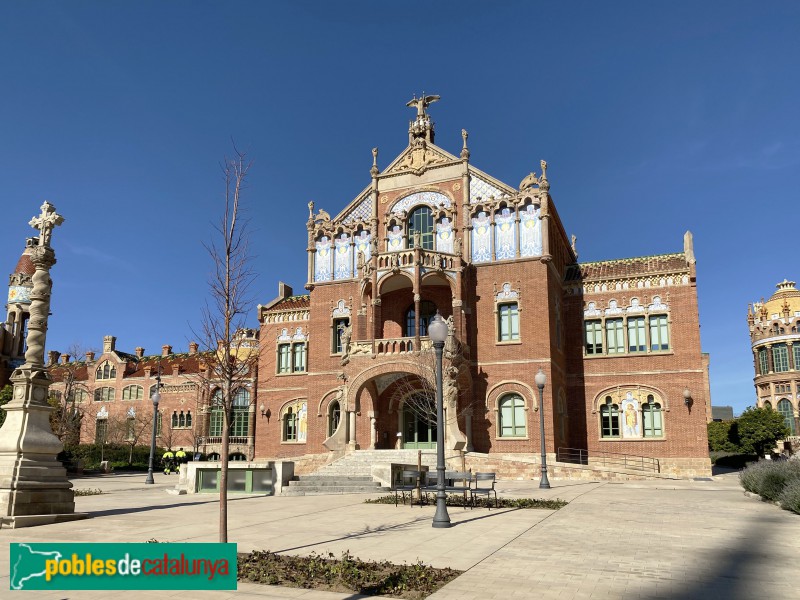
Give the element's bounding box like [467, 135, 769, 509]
[470, 176, 508, 204]
[494, 208, 516, 260]
[314, 236, 332, 282]
[342, 194, 373, 224]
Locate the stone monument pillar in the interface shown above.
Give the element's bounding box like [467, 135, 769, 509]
[0, 202, 86, 528]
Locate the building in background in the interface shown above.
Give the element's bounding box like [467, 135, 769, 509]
[1, 240, 35, 389]
[256, 97, 712, 477]
[748, 279, 800, 437]
[47, 332, 258, 460]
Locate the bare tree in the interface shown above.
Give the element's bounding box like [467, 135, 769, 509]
[48, 344, 96, 445]
[196, 144, 257, 543]
[122, 410, 154, 464]
[396, 327, 470, 425]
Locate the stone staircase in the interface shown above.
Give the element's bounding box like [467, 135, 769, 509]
[282, 449, 439, 496]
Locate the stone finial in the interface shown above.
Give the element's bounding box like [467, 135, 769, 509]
[28, 201, 64, 248]
[103, 335, 116, 354]
[371, 147, 379, 177]
[162, 345, 172, 357]
[135, 347, 145, 358]
[307, 201, 314, 221]
[85, 351, 95, 362]
[61, 353, 71, 364]
[47, 350, 61, 366]
[538, 160, 550, 191]
[460, 129, 470, 159]
[188, 341, 199, 355]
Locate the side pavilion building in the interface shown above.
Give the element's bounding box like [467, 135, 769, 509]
[255, 97, 712, 478]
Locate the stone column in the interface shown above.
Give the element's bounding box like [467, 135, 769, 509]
[368, 411, 377, 450]
[0, 202, 86, 528]
[463, 407, 474, 452]
[347, 410, 358, 450]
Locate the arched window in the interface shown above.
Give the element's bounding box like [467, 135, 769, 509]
[642, 395, 663, 437]
[408, 206, 434, 250]
[186, 410, 192, 428]
[231, 388, 250, 437]
[763, 400, 772, 410]
[122, 385, 143, 400]
[171, 411, 178, 428]
[404, 301, 437, 337]
[777, 399, 796, 435]
[207, 452, 220, 461]
[283, 406, 297, 441]
[498, 393, 526, 437]
[178, 411, 186, 428]
[229, 452, 247, 461]
[328, 399, 341, 437]
[95, 362, 117, 380]
[600, 397, 620, 438]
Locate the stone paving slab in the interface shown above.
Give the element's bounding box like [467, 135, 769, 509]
[0, 472, 796, 599]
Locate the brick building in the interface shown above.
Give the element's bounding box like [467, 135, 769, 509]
[46, 331, 258, 460]
[748, 279, 800, 437]
[255, 97, 712, 478]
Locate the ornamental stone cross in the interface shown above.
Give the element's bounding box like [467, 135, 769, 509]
[29, 201, 65, 247]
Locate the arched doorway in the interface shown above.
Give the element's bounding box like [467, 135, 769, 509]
[402, 394, 436, 449]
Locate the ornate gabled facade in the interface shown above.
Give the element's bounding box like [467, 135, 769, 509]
[748, 279, 800, 437]
[256, 97, 711, 477]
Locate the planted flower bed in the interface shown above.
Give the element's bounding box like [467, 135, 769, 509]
[238, 550, 460, 599]
[364, 494, 568, 510]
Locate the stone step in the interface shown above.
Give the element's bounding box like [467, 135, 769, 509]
[292, 475, 376, 483]
[281, 486, 389, 496]
[288, 479, 380, 488]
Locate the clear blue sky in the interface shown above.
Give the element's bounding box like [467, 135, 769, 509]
[2, 1, 798, 416]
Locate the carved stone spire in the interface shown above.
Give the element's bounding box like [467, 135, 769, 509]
[407, 93, 439, 144]
[460, 129, 470, 159]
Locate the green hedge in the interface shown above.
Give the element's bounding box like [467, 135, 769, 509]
[59, 444, 166, 471]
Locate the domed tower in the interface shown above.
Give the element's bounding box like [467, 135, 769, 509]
[0, 238, 36, 387]
[748, 279, 800, 437]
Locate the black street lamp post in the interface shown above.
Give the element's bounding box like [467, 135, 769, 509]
[535, 368, 551, 489]
[145, 365, 162, 485]
[429, 313, 451, 528]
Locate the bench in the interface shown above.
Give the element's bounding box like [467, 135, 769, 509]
[470, 472, 498, 509]
[422, 470, 472, 507]
[392, 469, 422, 507]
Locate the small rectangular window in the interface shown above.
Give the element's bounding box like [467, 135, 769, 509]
[649, 315, 669, 351]
[292, 343, 306, 373]
[498, 303, 520, 342]
[584, 320, 603, 354]
[278, 344, 291, 374]
[333, 318, 349, 354]
[606, 319, 624, 354]
[627, 317, 646, 352]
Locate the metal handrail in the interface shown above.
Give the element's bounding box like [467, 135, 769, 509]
[557, 446, 660, 473]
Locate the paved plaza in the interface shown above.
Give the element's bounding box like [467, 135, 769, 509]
[0, 471, 796, 599]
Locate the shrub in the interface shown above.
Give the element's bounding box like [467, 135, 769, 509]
[779, 479, 800, 514]
[740, 460, 800, 501]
